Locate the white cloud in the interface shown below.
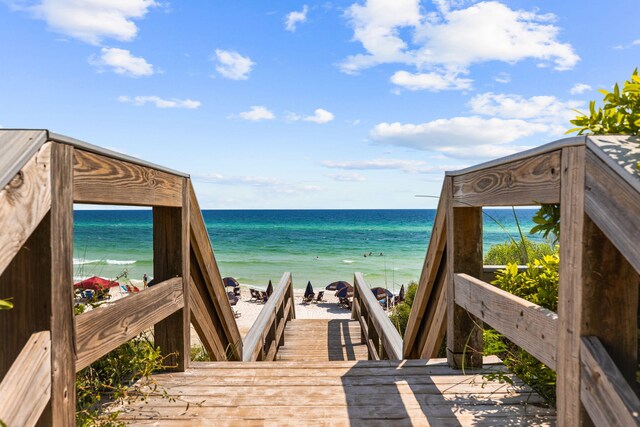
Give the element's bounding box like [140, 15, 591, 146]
[371, 117, 547, 157]
[304, 108, 335, 124]
[214, 49, 254, 80]
[322, 159, 456, 174]
[341, 1, 579, 87]
[469, 92, 581, 121]
[570, 83, 592, 95]
[390, 70, 472, 91]
[493, 72, 511, 84]
[232, 106, 276, 121]
[633, 40, 640, 46]
[89, 47, 153, 77]
[288, 108, 335, 124]
[326, 172, 367, 182]
[196, 173, 322, 195]
[285, 5, 308, 32]
[118, 96, 201, 109]
[25, 0, 157, 45]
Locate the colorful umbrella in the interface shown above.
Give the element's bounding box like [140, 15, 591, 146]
[335, 285, 354, 298]
[326, 281, 351, 291]
[74, 276, 120, 291]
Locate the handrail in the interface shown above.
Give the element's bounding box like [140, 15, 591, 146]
[243, 272, 295, 361]
[352, 272, 402, 360]
[0, 331, 51, 427]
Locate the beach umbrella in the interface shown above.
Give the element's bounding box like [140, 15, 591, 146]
[370, 287, 393, 299]
[398, 284, 405, 301]
[223, 277, 240, 289]
[335, 285, 353, 298]
[304, 281, 314, 299]
[326, 281, 350, 291]
[74, 276, 119, 291]
[266, 280, 273, 296]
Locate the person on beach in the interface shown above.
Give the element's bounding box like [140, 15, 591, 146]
[143, 273, 148, 288]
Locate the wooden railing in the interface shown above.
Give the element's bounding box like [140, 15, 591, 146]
[0, 130, 242, 426]
[404, 135, 640, 426]
[352, 272, 402, 360]
[243, 272, 295, 361]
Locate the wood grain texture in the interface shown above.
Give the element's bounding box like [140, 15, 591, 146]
[581, 336, 640, 427]
[420, 271, 447, 359]
[0, 142, 51, 277]
[188, 182, 242, 359]
[49, 143, 76, 426]
[451, 150, 561, 207]
[446, 199, 483, 369]
[581, 215, 638, 389]
[404, 181, 447, 359]
[73, 149, 182, 206]
[585, 148, 640, 273]
[75, 278, 183, 371]
[454, 273, 558, 369]
[0, 130, 48, 194]
[354, 272, 402, 360]
[556, 145, 587, 426]
[189, 276, 226, 360]
[0, 331, 51, 427]
[243, 272, 293, 361]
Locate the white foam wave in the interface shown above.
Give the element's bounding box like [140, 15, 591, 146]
[106, 260, 137, 265]
[73, 258, 100, 265]
[342, 260, 354, 264]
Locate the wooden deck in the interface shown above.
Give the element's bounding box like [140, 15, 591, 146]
[117, 357, 555, 425]
[277, 319, 368, 362]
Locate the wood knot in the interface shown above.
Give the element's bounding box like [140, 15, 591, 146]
[7, 171, 24, 190]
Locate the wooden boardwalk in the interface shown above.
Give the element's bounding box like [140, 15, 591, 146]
[277, 319, 368, 362]
[117, 357, 555, 426]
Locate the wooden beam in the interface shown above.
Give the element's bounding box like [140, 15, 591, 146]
[454, 273, 558, 370]
[404, 182, 447, 358]
[189, 182, 242, 359]
[451, 150, 561, 207]
[585, 149, 640, 274]
[419, 271, 447, 359]
[75, 277, 184, 371]
[581, 336, 640, 427]
[49, 142, 76, 426]
[353, 272, 402, 360]
[189, 275, 227, 361]
[73, 149, 182, 207]
[0, 331, 51, 427]
[446, 179, 483, 369]
[556, 145, 587, 426]
[0, 142, 51, 277]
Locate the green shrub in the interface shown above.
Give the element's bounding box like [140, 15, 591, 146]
[389, 282, 417, 337]
[484, 237, 554, 265]
[483, 254, 559, 405]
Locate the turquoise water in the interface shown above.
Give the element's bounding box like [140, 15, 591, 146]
[73, 209, 547, 291]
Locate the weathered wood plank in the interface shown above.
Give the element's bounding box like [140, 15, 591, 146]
[418, 266, 447, 359]
[556, 145, 587, 426]
[454, 273, 558, 369]
[0, 331, 51, 427]
[73, 149, 182, 206]
[154, 204, 188, 371]
[446, 193, 483, 369]
[189, 182, 242, 359]
[0, 130, 48, 190]
[451, 150, 561, 207]
[0, 142, 51, 277]
[354, 272, 402, 360]
[585, 148, 640, 274]
[49, 142, 76, 426]
[581, 336, 640, 427]
[75, 278, 183, 371]
[189, 276, 226, 360]
[404, 182, 447, 358]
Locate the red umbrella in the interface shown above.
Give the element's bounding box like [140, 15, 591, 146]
[74, 276, 120, 291]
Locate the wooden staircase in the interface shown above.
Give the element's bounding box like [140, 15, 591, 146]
[276, 319, 368, 362]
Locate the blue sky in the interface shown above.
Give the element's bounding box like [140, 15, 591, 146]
[1, 0, 638, 209]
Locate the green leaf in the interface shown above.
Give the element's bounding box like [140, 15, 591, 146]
[565, 127, 583, 134]
[0, 298, 13, 310]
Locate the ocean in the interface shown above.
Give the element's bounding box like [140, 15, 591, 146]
[73, 209, 548, 291]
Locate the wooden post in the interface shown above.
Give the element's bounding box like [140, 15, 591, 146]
[153, 178, 190, 371]
[446, 178, 483, 369]
[557, 146, 587, 426]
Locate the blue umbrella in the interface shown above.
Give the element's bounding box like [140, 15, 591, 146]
[335, 284, 354, 298]
[304, 281, 314, 299]
[326, 281, 350, 291]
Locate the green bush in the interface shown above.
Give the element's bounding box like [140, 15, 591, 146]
[389, 282, 417, 337]
[484, 237, 554, 265]
[483, 254, 559, 405]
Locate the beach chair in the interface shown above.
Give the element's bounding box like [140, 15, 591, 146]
[120, 285, 129, 294]
[259, 291, 269, 303]
[249, 289, 260, 302]
[302, 293, 315, 303]
[233, 309, 241, 318]
[315, 291, 325, 303]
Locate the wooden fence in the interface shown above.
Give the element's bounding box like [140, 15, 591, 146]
[352, 272, 403, 360]
[404, 135, 640, 426]
[243, 272, 295, 361]
[0, 130, 241, 426]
